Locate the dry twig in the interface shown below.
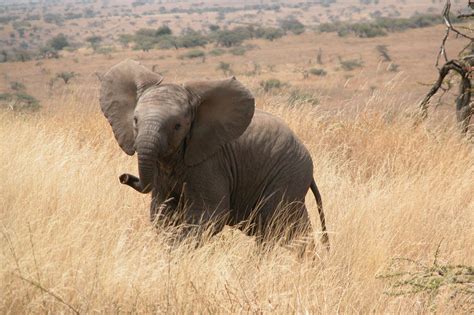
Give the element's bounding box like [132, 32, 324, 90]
[12, 273, 80, 314]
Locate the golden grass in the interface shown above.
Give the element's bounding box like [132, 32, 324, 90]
[1, 84, 472, 313]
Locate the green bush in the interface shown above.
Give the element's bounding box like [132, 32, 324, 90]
[10, 81, 25, 91]
[339, 58, 364, 71]
[135, 28, 157, 38]
[0, 92, 40, 112]
[56, 71, 77, 84]
[39, 46, 59, 59]
[0, 16, 18, 25]
[209, 24, 220, 32]
[256, 27, 284, 41]
[11, 49, 32, 62]
[155, 36, 176, 49]
[376, 45, 392, 62]
[179, 49, 205, 59]
[260, 78, 285, 92]
[12, 21, 31, 31]
[47, 34, 69, 51]
[177, 31, 208, 48]
[128, 26, 210, 51]
[131, 27, 176, 51]
[350, 23, 387, 38]
[156, 25, 172, 36]
[86, 35, 102, 50]
[288, 89, 319, 106]
[95, 46, 115, 55]
[387, 63, 400, 72]
[64, 13, 83, 20]
[133, 36, 155, 51]
[309, 68, 327, 76]
[43, 13, 64, 26]
[229, 46, 247, 56]
[209, 48, 226, 56]
[319, 14, 448, 38]
[279, 17, 305, 35]
[83, 8, 97, 18]
[117, 34, 134, 47]
[216, 28, 251, 47]
[0, 50, 7, 63]
[216, 62, 232, 75]
[25, 14, 40, 21]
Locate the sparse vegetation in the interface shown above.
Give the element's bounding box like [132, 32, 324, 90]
[377, 246, 473, 310]
[229, 46, 247, 56]
[0, 1, 472, 313]
[46, 34, 69, 52]
[86, 35, 103, 51]
[179, 49, 205, 59]
[387, 63, 400, 72]
[216, 61, 232, 76]
[339, 57, 364, 71]
[309, 68, 327, 76]
[56, 71, 77, 84]
[288, 89, 319, 106]
[376, 45, 392, 62]
[319, 13, 453, 38]
[43, 13, 64, 26]
[260, 78, 285, 92]
[216, 29, 249, 47]
[256, 27, 285, 41]
[1, 90, 472, 312]
[176, 30, 208, 48]
[209, 48, 226, 56]
[279, 16, 305, 35]
[10, 81, 25, 91]
[0, 91, 40, 111]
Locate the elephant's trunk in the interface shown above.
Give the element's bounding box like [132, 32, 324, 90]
[120, 130, 164, 194]
[133, 154, 155, 194]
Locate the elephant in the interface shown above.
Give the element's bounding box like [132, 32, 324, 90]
[99, 59, 329, 248]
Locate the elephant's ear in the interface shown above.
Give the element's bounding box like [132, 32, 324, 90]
[184, 77, 255, 166]
[99, 59, 163, 155]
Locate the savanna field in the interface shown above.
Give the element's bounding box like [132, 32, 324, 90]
[1, 0, 474, 313]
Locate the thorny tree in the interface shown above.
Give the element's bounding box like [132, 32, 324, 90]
[419, 0, 474, 133]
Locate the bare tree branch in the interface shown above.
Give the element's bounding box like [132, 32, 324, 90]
[422, 0, 474, 133]
[419, 60, 473, 132]
[458, 13, 474, 18]
[444, 1, 474, 40]
[436, 0, 474, 69]
[420, 61, 462, 117]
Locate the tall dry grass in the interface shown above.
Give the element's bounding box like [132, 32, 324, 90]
[1, 86, 473, 313]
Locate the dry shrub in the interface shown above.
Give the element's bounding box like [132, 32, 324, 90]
[0, 87, 472, 313]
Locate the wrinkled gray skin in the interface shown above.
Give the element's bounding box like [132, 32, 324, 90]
[100, 59, 328, 246]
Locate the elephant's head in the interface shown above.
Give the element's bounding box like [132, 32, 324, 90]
[100, 59, 255, 193]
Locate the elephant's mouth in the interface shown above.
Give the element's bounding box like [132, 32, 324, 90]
[156, 141, 185, 171]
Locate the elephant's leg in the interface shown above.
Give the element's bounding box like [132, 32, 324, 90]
[150, 190, 179, 225]
[253, 188, 311, 242]
[256, 196, 315, 258]
[292, 204, 318, 257]
[149, 181, 232, 241]
[184, 194, 231, 231]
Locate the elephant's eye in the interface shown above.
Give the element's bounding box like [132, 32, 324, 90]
[133, 117, 138, 125]
[174, 123, 181, 130]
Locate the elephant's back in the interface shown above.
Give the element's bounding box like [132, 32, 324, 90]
[226, 109, 314, 211]
[240, 109, 312, 166]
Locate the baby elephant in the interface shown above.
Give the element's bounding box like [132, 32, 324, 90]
[100, 59, 329, 247]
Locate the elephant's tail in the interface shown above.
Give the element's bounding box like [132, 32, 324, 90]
[310, 179, 330, 250]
